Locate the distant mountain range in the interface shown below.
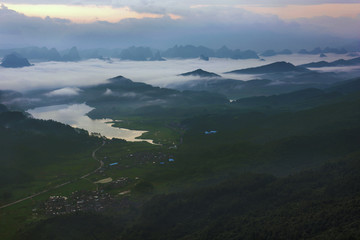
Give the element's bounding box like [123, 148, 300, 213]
[226, 62, 308, 74]
[260, 47, 350, 57]
[232, 77, 360, 110]
[300, 57, 360, 68]
[162, 45, 260, 60]
[298, 47, 348, 55]
[0, 46, 80, 62]
[1, 53, 32, 68]
[260, 49, 292, 57]
[61, 47, 81, 62]
[0, 45, 355, 62]
[169, 62, 345, 99]
[171, 53, 360, 99]
[0, 47, 62, 61]
[1, 75, 228, 117]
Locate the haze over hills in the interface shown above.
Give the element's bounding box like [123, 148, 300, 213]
[1, 60, 360, 239]
[0, 47, 80, 62]
[1, 45, 356, 63]
[1, 53, 31, 68]
[171, 68, 359, 101]
[298, 47, 348, 55]
[61, 47, 81, 62]
[260, 49, 293, 57]
[1, 0, 360, 239]
[3, 71, 360, 239]
[300, 57, 360, 68]
[226, 61, 309, 74]
[1, 75, 228, 117]
[0, 58, 354, 110]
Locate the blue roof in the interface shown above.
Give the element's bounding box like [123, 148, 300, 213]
[168, 158, 175, 162]
[205, 130, 217, 134]
[160, 162, 165, 165]
[109, 162, 118, 166]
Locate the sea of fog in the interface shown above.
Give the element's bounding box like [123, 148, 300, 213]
[0, 53, 357, 92]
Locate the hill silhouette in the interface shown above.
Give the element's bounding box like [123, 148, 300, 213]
[227, 61, 308, 74]
[300, 57, 360, 68]
[1, 53, 31, 68]
[179, 69, 221, 78]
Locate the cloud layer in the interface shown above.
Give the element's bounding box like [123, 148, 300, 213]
[0, 54, 355, 92]
[45, 87, 81, 96]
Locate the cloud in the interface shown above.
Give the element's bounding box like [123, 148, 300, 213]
[3, 3, 165, 23]
[0, 5, 73, 48]
[103, 88, 113, 95]
[45, 87, 81, 96]
[2, 0, 360, 6]
[238, 3, 360, 19]
[2, 1, 360, 18]
[296, 15, 360, 39]
[0, 54, 355, 93]
[0, 59, 112, 91]
[121, 92, 138, 98]
[0, 3, 358, 51]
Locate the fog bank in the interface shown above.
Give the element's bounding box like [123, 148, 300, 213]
[0, 53, 355, 92]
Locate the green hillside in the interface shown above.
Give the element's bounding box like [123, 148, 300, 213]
[2, 76, 360, 239]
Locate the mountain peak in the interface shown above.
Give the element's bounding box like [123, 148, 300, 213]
[1, 53, 32, 68]
[227, 61, 308, 74]
[108, 75, 133, 83]
[179, 69, 221, 78]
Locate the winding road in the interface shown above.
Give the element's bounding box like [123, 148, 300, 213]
[0, 140, 106, 210]
[80, 140, 105, 179]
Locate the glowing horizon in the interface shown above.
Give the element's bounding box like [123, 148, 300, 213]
[1, 3, 181, 23]
[2, 2, 359, 23]
[0, 1, 358, 50]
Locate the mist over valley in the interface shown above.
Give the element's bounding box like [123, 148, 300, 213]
[1, 1, 360, 239]
[0, 52, 358, 92]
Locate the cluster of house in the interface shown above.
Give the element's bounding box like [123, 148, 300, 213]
[128, 151, 169, 164]
[107, 177, 131, 188]
[104, 151, 177, 170]
[41, 190, 112, 215]
[159, 158, 175, 165]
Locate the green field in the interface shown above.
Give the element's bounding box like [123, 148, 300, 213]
[2, 77, 360, 239]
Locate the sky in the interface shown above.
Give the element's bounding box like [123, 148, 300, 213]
[0, 0, 359, 50]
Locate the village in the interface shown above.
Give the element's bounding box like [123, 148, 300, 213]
[39, 190, 113, 216]
[34, 145, 177, 217]
[102, 150, 176, 170]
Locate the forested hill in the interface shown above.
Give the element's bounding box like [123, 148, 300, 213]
[15, 151, 360, 240]
[0, 109, 100, 204]
[120, 151, 360, 240]
[12, 80, 360, 240]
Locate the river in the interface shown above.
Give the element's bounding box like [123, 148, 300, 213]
[27, 103, 154, 144]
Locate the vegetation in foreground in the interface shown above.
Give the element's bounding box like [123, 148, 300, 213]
[1, 75, 360, 239]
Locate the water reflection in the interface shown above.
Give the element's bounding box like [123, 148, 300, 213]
[28, 103, 154, 144]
